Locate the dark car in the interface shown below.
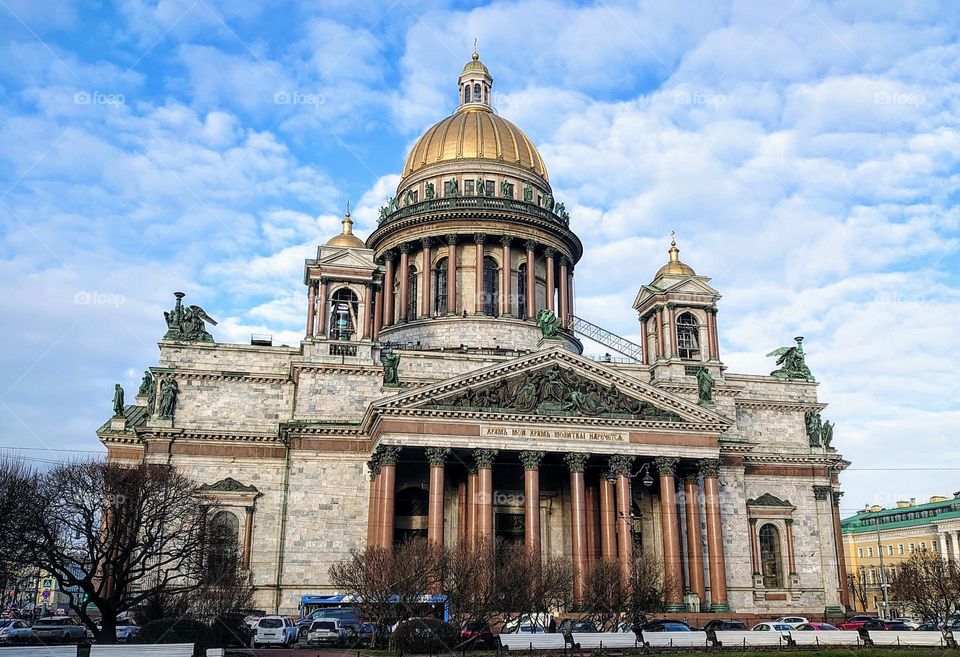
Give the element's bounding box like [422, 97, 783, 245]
[559, 619, 599, 635]
[837, 615, 878, 631]
[641, 620, 692, 632]
[862, 619, 912, 632]
[461, 621, 495, 649]
[703, 619, 746, 640]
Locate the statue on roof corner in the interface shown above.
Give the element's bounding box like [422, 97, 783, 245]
[536, 308, 562, 339]
[696, 366, 715, 404]
[767, 336, 814, 381]
[112, 384, 125, 417]
[382, 350, 401, 387]
[163, 292, 217, 342]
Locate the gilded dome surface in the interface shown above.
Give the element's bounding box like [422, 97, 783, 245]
[656, 236, 696, 278]
[326, 212, 365, 248]
[401, 108, 549, 182]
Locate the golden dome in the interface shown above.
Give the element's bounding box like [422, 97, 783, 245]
[462, 50, 490, 76]
[656, 233, 696, 277]
[326, 210, 366, 248]
[402, 108, 549, 182]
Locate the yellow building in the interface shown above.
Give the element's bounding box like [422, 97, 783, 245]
[842, 493, 960, 615]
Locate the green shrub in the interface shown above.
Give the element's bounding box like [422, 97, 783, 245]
[392, 618, 460, 655]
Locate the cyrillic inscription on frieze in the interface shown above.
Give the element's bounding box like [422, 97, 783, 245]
[480, 424, 627, 442]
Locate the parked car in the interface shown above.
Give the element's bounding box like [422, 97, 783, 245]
[252, 615, 298, 648]
[862, 619, 913, 632]
[306, 618, 348, 646]
[31, 616, 87, 643]
[502, 614, 553, 634]
[891, 617, 921, 630]
[774, 616, 809, 628]
[750, 622, 794, 635]
[703, 619, 746, 641]
[461, 621, 495, 648]
[642, 620, 692, 632]
[0, 619, 31, 644]
[795, 622, 839, 631]
[559, 619, 599, 636]
[837, 615, 878, 631]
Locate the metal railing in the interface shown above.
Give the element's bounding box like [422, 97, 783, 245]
[378, 195, 570, 228]
[570, 315, 643, 363]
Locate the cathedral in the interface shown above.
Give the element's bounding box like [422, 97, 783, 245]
[99, 52, 850, 617]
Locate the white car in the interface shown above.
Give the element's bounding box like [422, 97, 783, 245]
[253, 615, 298, 648]
[0, 619, 31, 644]
[307, 618, 348, 646]
[891, 617, 921, 630]
[751, 622, 794, 635]
[774, 616, 808, 628]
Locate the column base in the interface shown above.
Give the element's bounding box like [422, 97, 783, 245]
[706, 602, 731, 612]
[824, 605, 845, 614]
[664, 602, 686, 612]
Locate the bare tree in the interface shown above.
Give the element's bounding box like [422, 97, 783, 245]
[443, 538, 500, 629]
[0, 456, 36, 598]
[20, 461, 210, 643]
[626, 556, 667, 626]
[848, 570, 870, 613]
[891, 550, 960, 630]
[583, 559, 626, 630]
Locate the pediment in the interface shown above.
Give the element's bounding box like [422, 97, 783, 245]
[376, 347, 730, 429]
[659, 276, 718, 297]
[199, 477, 259, 494]
[748, 493, 794, 508]
[317, 248, 375, 269]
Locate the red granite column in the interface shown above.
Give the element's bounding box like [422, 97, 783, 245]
[667, 306, 677, 358]
[683, 473, 705, 601]
[656, 457, 684, 611]
[466, 467, 477, 547]
[544, 248, 556, 313]
[520, 451, 544, 563]
[373, 283, 383, 340]
[379, 447, 401, 549]
[360, 284, 370, 339]
[242, 506, 254, 570]
[655, 307, 664, 359]
[832, 491, 851, 609]
[611, 455, 635, 586]
[398, 244, 410, 322]
[749, 518, 760, 575]
[420, 238, 432, 318]
[568, 268, 575, 321]
[700, 459, 730, 611]
[445, 235, 458, 315]
[456, 479, 467, 545]
[306, 281, 316, 336]
[559, 257, 570, 328]
[426, 447, 449, 547]
[366, 459, 380, 546]
[524, 240, 536, 319]
[585, 485, 599, 564]
[599, 475, 617, 560]
[499, 236, 512, 316]
[474, 449, 497, 540]
[473, 234, 486, 315]
[566, 453, 590, 602]
[382, 252, 395, 327]
[785, 518, 797, 575]
[317, 278, 328, 336]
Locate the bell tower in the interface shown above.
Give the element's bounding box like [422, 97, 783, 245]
[458, 45, 493, 110]
[633, 234, 723, 382]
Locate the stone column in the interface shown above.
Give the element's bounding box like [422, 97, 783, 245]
[544, 248, 556, 313]
[700, 459, 730, 611]
[474, 449, 497, 540]
[683, 473, 705, 601]
[306, 281, 316, 336]
[525, 240, 536, 319]
[785, 519, 798, 575]
[466, 466, 478, 547]
[585, 484, 599, 564]
[832, 491, 851, 608]
[655, 457, 684, 611]
[474, 234, 486, 314]
[708, 308, 720, 361]
[420, 238, 432, 318]
[559, 256, 570, 327]
[599, 475, 617, 560]
[426, 447, 449, 546]
[566, 453, 590, 602]
[318, 278, 328, 336]
[383, 252, 395, 328]
[500, 236, 512, 316]
[749, 518, 760, 575]
[655, 307, 665, 359]
[667, 305, 677, 358]
[446, 235, 458, 315]
[568, 267, 575, 321]
[360, 284, 371, 339]
[242, 506, 254, 570]
[378, 446, 401, 549]
[940, 532, 950, 561]
[366, 458, 380, 546]
[611, 454, 635, 586]
[520, 451, 544, 562]
[398, 244, 410, 322]
[373, 283, 383, 340]
[951, 532, 960, 563]
[457, 479, 467, 545]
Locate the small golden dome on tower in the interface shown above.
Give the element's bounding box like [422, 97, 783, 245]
[326, 208, 366, 248]
[655, 232, 696, 278]
[462, 49, 490, 76]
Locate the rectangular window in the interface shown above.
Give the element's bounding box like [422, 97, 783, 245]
[485, 180, 495, 196]
[909, 543, 915, 553]
[858, 548, 863, 558]
[921, 541, 926, 550]
[464, 179, 475, 195]
[898, 544, 904, 555]
[410, 189, 418, 203]
[868, 547, 873, 557]
[888, 545, 894, 556]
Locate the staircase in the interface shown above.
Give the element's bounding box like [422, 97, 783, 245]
[570, 315, 644, 363]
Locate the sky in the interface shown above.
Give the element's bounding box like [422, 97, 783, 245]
[0, 0, 957, 519]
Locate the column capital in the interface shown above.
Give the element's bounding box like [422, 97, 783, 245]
[398, 242, 411, 254]
[366, 458, 381, 480]
[560, 255, 571, 267]
[382, 249, 396, 261]
[446, 233, 458, 245]
[698, 458, 721, 478]
[785, 518, 794, 526]
[544, 247, 556, 258]
[520, 450, 545, 470]
[654, 456, 679, 476]
[609, 454, 635, 476]
[813, 484, 832, 500]
[420, 236, 433, 249]
[473, 448, 498, 469]
[683, 472, 699, 486]
[474, 233, 486, 244]
[377, 445, 402, 466]
[500, 235, 513, 246]
[564, 452, 589, 473]
[524, 239, 538, 252]
[425, 446, 450, 466]
[832, 490, 844, 507]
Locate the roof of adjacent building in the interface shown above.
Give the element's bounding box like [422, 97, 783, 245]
[842, 494, 960, 534]
[96, 403, 149, 433]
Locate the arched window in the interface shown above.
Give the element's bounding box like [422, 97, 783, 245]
[464, 86, 471, 103]
[759, 524, 783, 588]
[329, 288, 359, 340]
[676, 312, 700, 359]
[474, 83, 481, 100]
[407, 265, 418, 320]
[207, 511, 240, 580]
[482, 256, 499, 316]
[435, 258, 448, 316]
[517, 263, 527, 319]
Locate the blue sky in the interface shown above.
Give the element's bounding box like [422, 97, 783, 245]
[0, 0, 958, 517]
